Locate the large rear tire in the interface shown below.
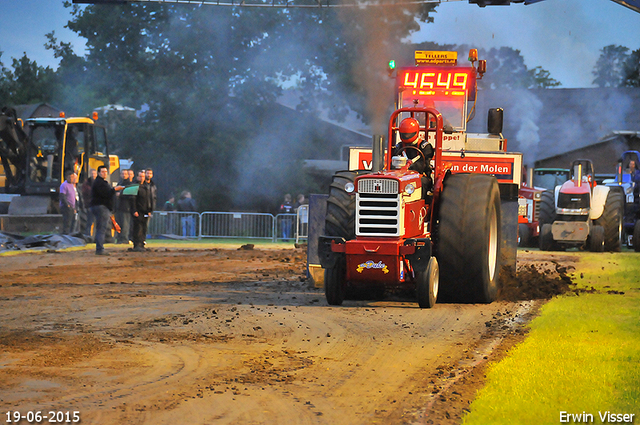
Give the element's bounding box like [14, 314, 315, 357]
[596, 190, 624, 252]
[323, 170, 369, 304]
[436, 174, 501, 304]
[538, 190, 556, 226]
[325, 171, 368, 240]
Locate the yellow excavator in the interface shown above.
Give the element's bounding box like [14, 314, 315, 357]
[0, 106, 120, 231]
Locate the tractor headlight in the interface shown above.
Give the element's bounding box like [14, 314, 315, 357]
[345, 182, 355, 193]
[405, 183, 415, 195]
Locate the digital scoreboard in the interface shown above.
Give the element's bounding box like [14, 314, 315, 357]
[397, 67, 477, 101]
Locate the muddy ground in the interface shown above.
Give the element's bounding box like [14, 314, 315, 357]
[0, 245, 578, 424]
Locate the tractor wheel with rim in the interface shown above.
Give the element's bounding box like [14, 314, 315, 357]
[416, 257, 439, 309]
[596, 190, 624, 252]
[325, 170, 369, 240]
[634, 221, 640, 252]
[436, 174, 501, 304]
[518, 223, 531, 247]
[324, 258, 346, 306]
[589, 225, 605, 252]
[538, 190, 556, 226]
[324, 170, 369, 303]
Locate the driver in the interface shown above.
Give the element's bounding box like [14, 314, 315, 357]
[629, 160, 640, 201]
[394, 117, 434, 194]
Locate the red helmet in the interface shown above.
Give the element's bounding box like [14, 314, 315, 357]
[399, 117, 420, 144]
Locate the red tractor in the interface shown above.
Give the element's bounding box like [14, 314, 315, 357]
[319, 106, 502, 308]
[517, 167, 570, 247]
[316, 49, 518, 308]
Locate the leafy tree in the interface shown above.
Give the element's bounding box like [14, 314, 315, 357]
[592, 44, 630, 88]
[58, 2, 438, 210]
[468, 46, 559, 90]
[0, 52, 12, 103]
[45, 31, 101, 115]
[53, 2, 562, 211]
[408, 44, 559, 90]
[528, 66, 561, 89]
[622, 48, 640, 87]
[0, 53, 56, 105]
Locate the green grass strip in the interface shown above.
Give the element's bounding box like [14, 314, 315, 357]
[463, 252, 640, 424]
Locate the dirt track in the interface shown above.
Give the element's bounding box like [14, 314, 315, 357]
[0, 246, 572, 424]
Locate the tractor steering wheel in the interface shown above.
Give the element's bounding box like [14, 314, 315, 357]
[396, 145, 426, 169]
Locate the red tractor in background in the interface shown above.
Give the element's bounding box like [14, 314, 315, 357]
[318, 49, 506, 308]
[538, 159, 623, 252]
[518, 167, 570, 247]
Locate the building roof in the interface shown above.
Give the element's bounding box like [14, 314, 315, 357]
[466, 87, 640, 166]
[12, 103, 61, 120]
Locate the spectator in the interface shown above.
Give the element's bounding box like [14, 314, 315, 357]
[294, 193, 307, 210]
[177, 191, 197, 237]
[294, 193, 308, 240]
[279, 193, 294, 241]
[81, 168, 97, 239]
[162, 195, 177, 235]
[163, 195, 176, 211]
[115, 169, 134, 244]
[90, 165, 124, 255]
[146, 169, 157, 213]
[145, 168, 157, 246]
[629, 160, 640, 200]
[59, 171, 78, 235]
[131, 170, 153, 252]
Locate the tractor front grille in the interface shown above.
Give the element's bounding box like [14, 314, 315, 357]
[534, 199, 541, 222]
[358, 178, 398, 194]
[356, 178, 401, 237]
[557, 192, 589, 210]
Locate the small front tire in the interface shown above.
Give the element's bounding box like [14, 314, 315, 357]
[539, 223, 554, 251]
[633, 221, 640, 253]
[325, 260, 346, 306]
[518, 223, 531, 247]
[416, 257, 439, 309]
[590, 225, 605, 252]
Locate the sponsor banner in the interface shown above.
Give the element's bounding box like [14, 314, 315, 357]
[349, 147, 522, 185]
[414, 51, 458, 66]
[442, 152, 521, 184]
[349, 148, 382, 171]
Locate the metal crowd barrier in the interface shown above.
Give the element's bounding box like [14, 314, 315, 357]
[147, 211, 200, 238]
[274, 213, 297, 242]
[200, 212, 274, 239]
[296, 204, 309, 244]
[147, 209, 310, 242]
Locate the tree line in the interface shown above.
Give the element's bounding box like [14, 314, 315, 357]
[592, 45, 640, 88]
[0, 2, 590, 212]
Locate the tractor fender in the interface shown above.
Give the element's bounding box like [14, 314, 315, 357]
[553, 185, 561, 209]
[590, 185, 610, 220]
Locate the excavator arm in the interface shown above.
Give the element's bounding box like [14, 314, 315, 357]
[0, 107, 29, 194]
